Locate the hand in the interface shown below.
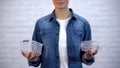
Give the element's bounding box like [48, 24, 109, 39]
[21, 50, 40, 62]
[85, 45, 99, 60]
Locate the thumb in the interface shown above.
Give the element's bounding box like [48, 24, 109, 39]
[92, 45, 99, 55]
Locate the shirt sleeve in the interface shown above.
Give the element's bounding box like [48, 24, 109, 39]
[28, 20, 43, 67]
[83, 20, 92, 41]
[82, 54, 95, 65]
[80, 20, 95, 65]
[28, 56, 42, 67]
[32, 20, 43, 43]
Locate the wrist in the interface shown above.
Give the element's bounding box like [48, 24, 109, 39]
[85, 54, 93, 60]
[28, 58, 38, 62]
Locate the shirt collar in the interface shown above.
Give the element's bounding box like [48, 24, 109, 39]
[49, 8, 77, 22]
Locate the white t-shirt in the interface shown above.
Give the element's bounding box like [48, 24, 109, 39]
[57, 17, 71, 68]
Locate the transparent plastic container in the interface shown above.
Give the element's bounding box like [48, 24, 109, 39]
[81, 41, 100, 51]
[20, 40, 43, 54]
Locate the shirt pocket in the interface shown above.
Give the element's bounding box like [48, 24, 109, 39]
[73, 29, 84, 37]
[40, 29, 52, 38]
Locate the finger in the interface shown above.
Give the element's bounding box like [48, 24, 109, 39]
[30, 50, 39, 59]
[28, 52, 32, 57]
[96, 45, 99, 51]
[21, 51, 26, 57]
[88, 50, 92, 56]
[29, 52, 36, 60]
[36, 50, 40, 57]
[85, 50, 91, 56]
[93, 50, 98, 55]
[86, 50, 93, 57]
[33, 50, 39, 58]
[86, 50, 90, 54]
[21, 51, 30, 58]
[92, 49, 98, 55]
[26, 52, 32, 59]
[91, 45, 99, 55]
[85, 50, 89, 55]
[34, 50, 38, 58]
[85, 50, 93, 60]
[21, 51, 32, 60]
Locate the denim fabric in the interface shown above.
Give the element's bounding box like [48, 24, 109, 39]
[29, 9, 94, 68]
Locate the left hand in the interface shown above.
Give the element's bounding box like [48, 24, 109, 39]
[85, 45, 99, 60]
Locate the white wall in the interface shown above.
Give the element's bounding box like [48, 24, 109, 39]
[0, 0, 120, 68]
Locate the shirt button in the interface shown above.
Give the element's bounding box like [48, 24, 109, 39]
[56, 23, 59, 26]
[56, 33, 59, 36]
[56, 44, 58, 47]
[56, 56, 59, 58]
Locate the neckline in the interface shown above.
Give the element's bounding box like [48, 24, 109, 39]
[57, 17, 71, 21]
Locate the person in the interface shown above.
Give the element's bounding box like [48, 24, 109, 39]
[22, 0, 99, 68]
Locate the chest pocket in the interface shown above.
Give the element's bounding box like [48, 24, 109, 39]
[73, 29, 84, 47]
[73, 29, 84, 37]
[40, 29, 52, 37]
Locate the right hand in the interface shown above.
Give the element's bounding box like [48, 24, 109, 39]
[21, 50, 40, 62]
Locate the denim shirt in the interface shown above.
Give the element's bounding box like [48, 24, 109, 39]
[29, 9, 94, 68]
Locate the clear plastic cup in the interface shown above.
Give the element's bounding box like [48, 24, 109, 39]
[81, 41, 100, 51]
[20, 40, 43, 54]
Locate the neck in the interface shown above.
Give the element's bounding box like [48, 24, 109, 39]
[55, 8, 71, 20]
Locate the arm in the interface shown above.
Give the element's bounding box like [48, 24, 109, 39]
[80, 20, 95, 65]
[28, 20, 43, 67]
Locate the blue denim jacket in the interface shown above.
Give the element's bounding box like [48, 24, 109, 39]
[29, 9, 94, 68]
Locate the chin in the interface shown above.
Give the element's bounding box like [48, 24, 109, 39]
[55, 6, 67, 9]
[57, 7, 65, 9]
